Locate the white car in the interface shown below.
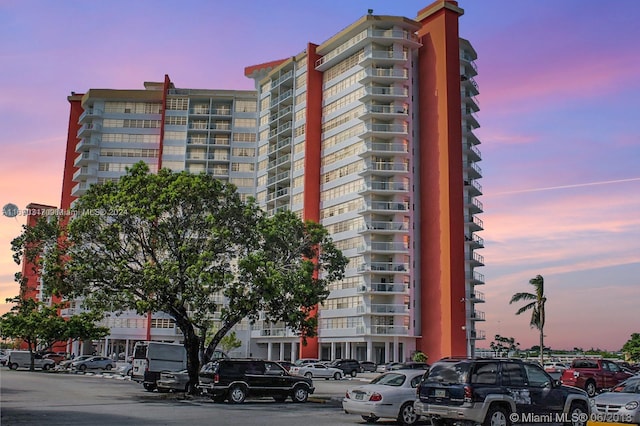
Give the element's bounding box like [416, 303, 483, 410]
[343, 369, 425, 425]
[290, 363, 343, 380]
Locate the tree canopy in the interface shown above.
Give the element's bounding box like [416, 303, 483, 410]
[0, 296, 108, 370]
[622, 333, 640, 362]
[19, 163, 348, 392]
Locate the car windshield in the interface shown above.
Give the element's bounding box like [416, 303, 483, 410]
[613, 379, 640, 393]
[425, 361, 471, 384]
[370, 372, 407, 386]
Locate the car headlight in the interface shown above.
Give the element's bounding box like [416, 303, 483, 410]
[624, 401, 639, 410]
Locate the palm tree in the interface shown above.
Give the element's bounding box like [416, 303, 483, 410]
[510, 275, 546, 365]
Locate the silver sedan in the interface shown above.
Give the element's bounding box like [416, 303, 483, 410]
[343, 369, 425, 425]
[71, 356, 115, 372]
[290, 363, 343, 380]
[590, 376, 640, 424]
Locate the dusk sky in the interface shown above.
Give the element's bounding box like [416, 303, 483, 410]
[1, 0, 638, 352]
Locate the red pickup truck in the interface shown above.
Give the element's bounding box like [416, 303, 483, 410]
[560, 359, 632, 397]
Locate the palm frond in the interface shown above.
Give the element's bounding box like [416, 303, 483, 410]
[514, 301, 536, 316]
[510, 292, 536, 304]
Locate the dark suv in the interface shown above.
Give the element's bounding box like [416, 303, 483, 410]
[415, 358, 590, 426]
[197, 358, 315, 403]
[328, 359, 361, 377]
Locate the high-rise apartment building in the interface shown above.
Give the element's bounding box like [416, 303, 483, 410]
[49, 0, 482, 362]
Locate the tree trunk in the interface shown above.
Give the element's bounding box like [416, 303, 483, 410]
[204, 317, 241, 362]
[539, 328, 544, 366]
[171, 311, 201, 395]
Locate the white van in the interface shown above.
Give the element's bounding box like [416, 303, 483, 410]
[7, 351, 56, 370]
[132, 342, 187, 391]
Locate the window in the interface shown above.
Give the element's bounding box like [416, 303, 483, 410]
[235, 100, 257, 113]
[471, 363, 498, 385]
[501, 363, 526, 386]
[166, 98, 189, 110]
[523, 364, 551, 388]
[233, 133, 257, 142]
[232, 148, 255, 157]
[165, 116, 187, 126]
[234, 118, 257, 128]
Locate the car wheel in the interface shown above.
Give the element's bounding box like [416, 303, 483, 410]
[43, 364, 51, 371]
[585, 380, 597, 397]
[105, 364, 112, 371]
[228, 385, 247, 404]
[9, 363, 18, 370]
[143, 383, 156, 391]
[350, 370, 357, 377]
[333, 372, 342, 380]
[564, 402, 588, 426]
[483, 405, 511, 426]
[304, 372, 313, 379]
[361, 415, 379, 423]
[291, 385, 309, 403]
[79, 364, 87, 372]
[398, 401, 419, 425]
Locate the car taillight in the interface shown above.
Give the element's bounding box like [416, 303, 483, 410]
[369, 393, 382, 402]
[214, 373, 220, 384]
[463, 385, 473, 403]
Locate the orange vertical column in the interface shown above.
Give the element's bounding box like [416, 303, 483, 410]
[60, 94, 84, 210]
[299, 43, 323, 359]
[415, 0, 467, 360]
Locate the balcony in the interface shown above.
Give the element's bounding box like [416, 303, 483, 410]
[361, 49, 409, 66]
[269, 121, 292, 138]
[269, 105, 293, 123]
[464, 215, 484, 232]
[359, 181, 409, 195]
[464, 233, 484, 249]
[211, 107, 232, 116]
[267, 154, 291, 170]
[357, 304, 409, 314]
[266, 170, 290, 186]
[76, 122, 102, 138]
[270, 70, 294, 91]
[207, 167, 229, 177]
[464, 196, 483, 214]
[266, 187, 289, 202]
[460, 53, 478, 76]
[357, 241, 409, 254]
[359, 201, 409, 213]
[358, 262, 409, 273]
[71, 179, 98, 197]
[359, 67, 408, 84]
[463, 143, 482, 162]
[469, 310, 485, 321]
[356, 325, 409, 336]
[251, 327, 297, 338]
[464, 179, 483, 196]
[470, 329, 486, 340]
[270, 90, 293, 107]
[358, 282, 408, 294]
[469, 290, 485, 303]
[75, 136, 101, 151]
[361, 161, 409, 175]
[361, 103, 408, 119]
[315, 29, 368, 70]
[79, 107, 103, 123]
[268, 137, 292, 155]
[466, 252, 485, 267]
[464, 161, 482, 180]
[73, 166, 97, 181]
[73, 151, 99, 167]
[360, 86, 409, 101]
[466, 271, 485, 286]
[359, 221, 409, 233]
[361, 122, 408, 137]
[189, 107, 210, 115]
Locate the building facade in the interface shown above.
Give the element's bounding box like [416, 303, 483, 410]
[30, 0, 483, 363]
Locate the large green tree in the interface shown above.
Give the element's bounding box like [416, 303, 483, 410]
[510, 274, 546, 365]
[33, 163, 346, 393]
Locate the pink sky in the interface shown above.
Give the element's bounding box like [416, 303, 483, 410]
[1, 0, 638, 352]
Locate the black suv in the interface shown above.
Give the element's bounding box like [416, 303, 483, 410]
[328, 359, 361, 377]
[415, 358, 590, 426]
[197, 358, 315, 403]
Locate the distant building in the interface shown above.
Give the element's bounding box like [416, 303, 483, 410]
[25, 0, 483, 363]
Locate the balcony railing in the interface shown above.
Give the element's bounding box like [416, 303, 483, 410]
[359, 221, 409, 232]
[358, 262, 409, 273]
[357, 304, 409, 314]
[361, 181, 408, 192]
[358, 282, 407, 293]
[356, 325, 409, 335]
[364, 162, 409, 172]
[358, 242, 409, 252]
[266, 170, 290, 186]
[360, 201, 409, 212]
